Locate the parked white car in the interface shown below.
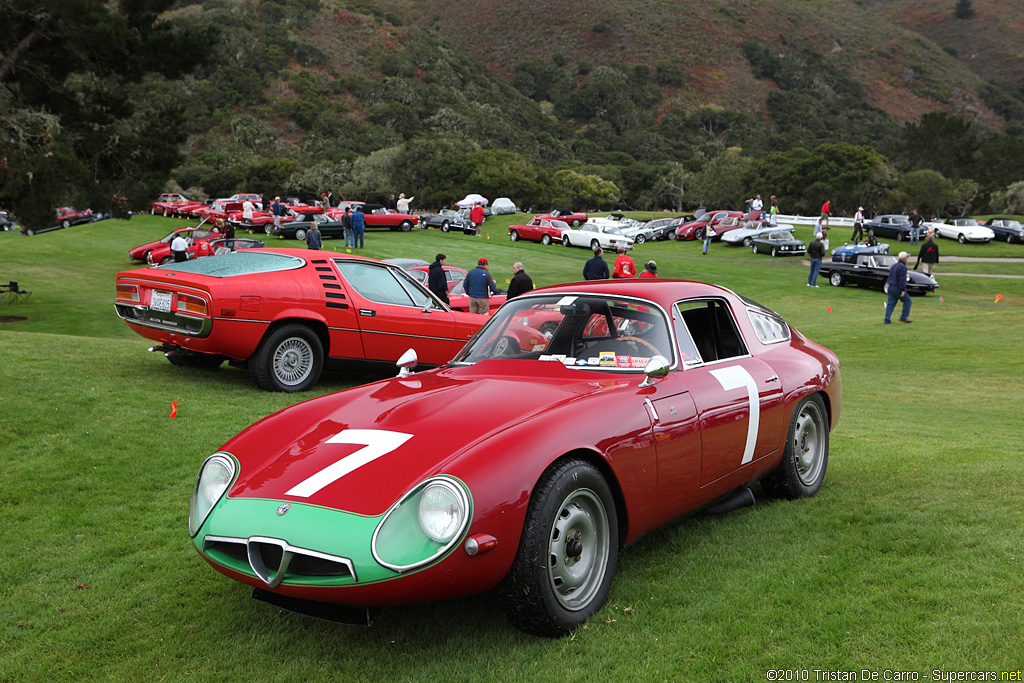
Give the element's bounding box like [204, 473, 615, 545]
[561, 222, 635, 251]
[926, 217, 994, 244]
[721, 222, 795, 246]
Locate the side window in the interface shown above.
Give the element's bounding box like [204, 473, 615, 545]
[334, 261, 417, 307]
[675, 299, 748, 363]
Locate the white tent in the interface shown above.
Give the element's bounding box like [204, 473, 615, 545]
[491, 197, 517, 215]
[456, 193, 489, 209]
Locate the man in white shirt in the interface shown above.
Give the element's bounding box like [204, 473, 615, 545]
[170, 234, 189, 262]
[750, 194, 763, 212]
[396, 193, 414, 213]
[242, 199, 255, 221]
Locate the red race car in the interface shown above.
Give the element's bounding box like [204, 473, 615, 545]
[22, 207, 95, 235]
[128, 227, 223, 263]
[536, 208, 588, 227]
[150, 193, 196, 216]
[674, 210, 743, 240]
[508, 217, 570, 245]
[114, 249, 488, 391]
[186, 280, 841, 636]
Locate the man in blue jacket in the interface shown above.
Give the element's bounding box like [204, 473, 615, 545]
[465, 257, 497, 314]
[351, 205, 366, 248]
[884, 251, 912, 324]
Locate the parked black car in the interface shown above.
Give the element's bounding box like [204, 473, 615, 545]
[820, 253, 938, 295]
[267, 213, 345, 240]
[983, 218, 1024, 244]
[863, 214, 914, 242]
[419, 208, 475, 235]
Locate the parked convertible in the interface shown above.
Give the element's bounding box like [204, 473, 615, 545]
[508, 217, 570, 245]
[751, 230, 806, 257]
[819, 253, 938, 295]
[863, 214, 913, 242]
[114, 250, 489, 391]
[186, 280, 841, 637]
[928, 217, 994, 244]
[419, 209, 475, 235]
[983, 218, 1024, 243]
[537, 208, 587, 227]
[130, 227, 222, 263]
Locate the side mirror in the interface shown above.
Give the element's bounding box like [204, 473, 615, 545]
[396, 348, 418, 378]
[639, 355, 670, 388]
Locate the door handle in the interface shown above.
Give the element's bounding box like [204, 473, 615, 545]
[359, 309, 376, 317]
[644, 398, 659, 424]
[766, 374, 779, 383]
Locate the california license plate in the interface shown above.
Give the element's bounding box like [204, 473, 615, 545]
[150, 290, 173, 312]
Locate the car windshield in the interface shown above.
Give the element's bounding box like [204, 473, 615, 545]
[866, 255, 897, 268]
[453, 294, 674, 371]
[156, 251, 305, 276]
[958, 218, 979, 226]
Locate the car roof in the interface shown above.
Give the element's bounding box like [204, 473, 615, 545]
[532, 279, 738, 306]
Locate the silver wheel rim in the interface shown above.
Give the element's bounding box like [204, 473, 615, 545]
[636, 234, 645, 243]
[546, 488, 610, 611]
[273, 337, 314, 386]
[794, 401, 825, 487]
[830, 272, 841, 286]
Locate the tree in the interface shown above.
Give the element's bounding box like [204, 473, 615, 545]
[902, 169, 957, 217]
[550, 169, 620, 209]
[997, 181, 1024, 214]
[689, 152, 752, 209]
[656, 163, 694, 212]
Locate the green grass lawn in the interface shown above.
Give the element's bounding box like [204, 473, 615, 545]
[1, 215, 1022, 681]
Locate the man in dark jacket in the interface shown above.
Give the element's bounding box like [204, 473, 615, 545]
[884, 251, 912, 324]
[583, 247, 609, 280]
[465, 257, 497, 314]
[807, 232, 825, 287]
[506, 262, 534, 299]
[914, 232, 939, 276]
[428, 253, 449, 305]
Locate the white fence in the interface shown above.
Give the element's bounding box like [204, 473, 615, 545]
[775, 214, 855, 228]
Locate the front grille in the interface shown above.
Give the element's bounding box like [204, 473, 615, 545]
[203, 535, 356, 586]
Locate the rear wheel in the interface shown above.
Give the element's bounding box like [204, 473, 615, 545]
[61, 219, 71, 229]
[400, 220, 413, 232]
[635, 234, 646, 244]
[441, 221, 450, 233]
[957, 233, 966, 244]
[571, 219, 581, 227]
[895, 232, 903, 242]
[590, 239, 600, 250]
[541, 234, 552, 246]
[752, 244, 758, 254]
[250, 324, 323, 392]
[160, 256, 173, 265]
[743, 236, 753, 247]
[761, 394, 829, 499]
[562, 236, 571, 247]
[294, 228, 307, 241]
[771, 247, 778, 257]
[499, 459, 618, 637]
[829, 271, 844, 287]
[1008, 233, 1014, 243]
[510, 230, 519, 242]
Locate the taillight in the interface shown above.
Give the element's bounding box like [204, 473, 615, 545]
[117, 283, 140, 302]
[176, 293, 209, 316]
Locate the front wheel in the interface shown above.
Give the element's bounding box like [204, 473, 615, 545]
[250, 324, 324, 392]
[752, 244, 758, 254]
[400, 220, 413, 232]
[761, 394, 829, 499]
[61, 219, 71, 229]
[294, 228, 307, 241]
[160, 255, 173, 265]
[829, 271, 844, 287]
[500, 459, 618, 637]
[1007, 233, 1014, 243]
[562, 235, 571, 247]
[541, 234, 552, 246]
[896, 232, 904, 242]
[635, 234, 646, 244]
[957, 233, 966, 244]
[510, 230, 519, 242]
[441, 221, 450, 233]
[883, 282, 890, 294]
[571, 219, 581, 227]
[771, 247, 778, 257]
[743, 236, 753, 247]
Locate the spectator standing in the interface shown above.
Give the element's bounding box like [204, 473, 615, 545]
[305, 221, 323, 250]
[699, 223, 715, 255]
[470, 202, 486, 236]
[884, 251, 913, 324]
[342, 207, 354, 248]
[583, 247, 609, 280]
[751, 194, 763, 213]
[193, 239, 212, 258]
[639, 260, 658, 278]
[325, 190, 334, 208]
[807, 233, 825, 287]
[261, 194, 270, 213]
[396, 193, 414, 213]
[428, 253, 450, 305]
[386, 194, 397, 211]
[769, 196, 779, 226]
[465, 258, 497, 314]
[506, 262, 534, 299]
[914, 232, 940, 276]
[909, 209, 924, 245]
[272, 197, 283, 228]
[170, 233, 189, 263]
[351, 205, 366, 248]
[820, 199, 831, 226]
[852, 206, 865, 242]
[242, 199, 255, 222]
[612, 246, 636, 278]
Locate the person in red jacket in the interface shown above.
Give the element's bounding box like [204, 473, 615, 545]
[612, 246, 636, 278]
[470, 203, 486, 236]
[638, 260, 658, 278]
[193, 239, 212, 258]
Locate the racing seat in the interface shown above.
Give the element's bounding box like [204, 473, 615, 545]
[3, 281, 31, 304]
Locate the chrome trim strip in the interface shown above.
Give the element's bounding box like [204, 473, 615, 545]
[360, 329, 469, 343]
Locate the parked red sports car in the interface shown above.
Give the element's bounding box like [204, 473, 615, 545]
[535, 208, 587, 227]
[186, 280, 841, 636]
[674, 210, 743, 240]
[508, 217, 571, 245]
[114, 250, 489, 391]
[129, 227, 223, 262]
[21, 207, 95, 235]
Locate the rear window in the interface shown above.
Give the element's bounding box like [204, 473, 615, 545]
[156, 251, 304, 276]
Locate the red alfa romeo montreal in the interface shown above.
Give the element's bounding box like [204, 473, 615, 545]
[186, 280, 842, 636]
[114, 249, 489, 391]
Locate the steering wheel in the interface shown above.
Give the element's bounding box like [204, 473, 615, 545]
[617, 336, 660, 355]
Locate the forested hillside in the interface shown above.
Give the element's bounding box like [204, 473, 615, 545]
[4, 0, 1024, 228]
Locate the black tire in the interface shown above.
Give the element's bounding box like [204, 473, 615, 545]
[635, 233, 646, 244]
[883, 282, 890, 294]
[829, 271, 844, 287]
[160, 255, 173, 265]
[743, 236, 753, 247]
[510, 230, 519, 242]
[771, 247, 778, 257]
[166, 350, 224, 369]
[760, 394, 829, 499]
[562, 235, 571, 247]
[61, 219, 71, 229]
[400, 220, 413, 232]
[590, 239, 600, 250]
[294, 228, 307, 241]
[250, 324, 324, 392]
[752, 244, 758, 254]
[895, 232, 903, 242]
[957, 233, 966, 244]
[1007, 233, 1014, 243]
[571, 219, 581, 227]
[500, 459, 618, 637]
[441, 221, 450, 233]
[264, 226, 272, 235]
[541, 234, 552, 246]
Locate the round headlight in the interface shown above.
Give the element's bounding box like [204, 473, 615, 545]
[417, 480, 466, 543]
[188, 453, 236, 537]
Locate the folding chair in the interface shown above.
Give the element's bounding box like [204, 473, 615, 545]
[5, 281, 31, 304]
[0, 283, 9, 304]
